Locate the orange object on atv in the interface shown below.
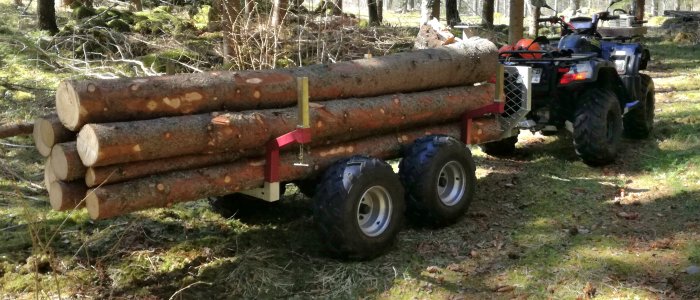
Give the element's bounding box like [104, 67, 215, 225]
[514, 39, 543, 59]
[498, 45, 514, 57]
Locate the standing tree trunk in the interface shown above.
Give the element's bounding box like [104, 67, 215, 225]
[378, 0, 384, 22]
[368, 0, 381, 25]
[528, 4, 540, 36]
[272, 0, 289, 25]
[332, 0, 343, 14]
[482, 0, 495, 27]
[218, 0, 242, 62]
[38, 0, 58, 34]
[446, 0, 461, 25]
[132, 0, 143, 11]
[420, 0, 431, 23]
[509, 0, 524, 43]
[431, 0, 441, 20]
[633, 0, 645, 21]
[570, 0, 580, 12]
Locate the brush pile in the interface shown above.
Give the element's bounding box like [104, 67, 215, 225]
[35, 37, 504, 220]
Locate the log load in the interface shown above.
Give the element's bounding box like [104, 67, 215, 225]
[33, 114, 76, 157]
[86, 118, 502, 219]
[56, 38, 497, 130]
[77, 85, 496, 167]
[51, 142, 87, 181]
[49, 181, 87, 211]
[85, 151, 250, 187]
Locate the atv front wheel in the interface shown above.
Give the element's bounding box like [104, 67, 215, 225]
[623, 74, 655, 139]
[573, 88, 623, 166]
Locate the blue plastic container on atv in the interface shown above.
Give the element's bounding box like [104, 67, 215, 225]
[491, 2, 655, 166]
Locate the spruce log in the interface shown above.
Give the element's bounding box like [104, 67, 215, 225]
[44, 157, 56, 193]
[33, 114, 76, 157]
[0, 121, 33, 139]
[56, 38, 497, 130]
[51, 142, 86, 181]
[49, 181, 87, 211]
[85, 118, 502, 219]
[77, 85, 496, 167]
[85, 151, 250, 187]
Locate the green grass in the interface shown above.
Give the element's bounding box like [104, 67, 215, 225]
[1, 4, 700, 299]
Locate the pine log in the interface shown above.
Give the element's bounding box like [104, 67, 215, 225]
[0, 121, 33, 139]
[51, 142, 86, 181]
[85, 117, 502, 219]
[49, 180, 87, 211]
[77, 85, 496, 167]
[33, 114, 76, 157]
[56, 38, 498, 130]
[85, 151, 250, 187]
[44, 157, 56, 193]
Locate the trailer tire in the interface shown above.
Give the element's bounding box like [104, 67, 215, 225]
[573, 87, 623, 166]
[623, 74, 655, 139]
[480, 135, 518, 156]
[313, 156, 405, 260]
[208, 184, 286, 218]
[399, 135, 476, 227]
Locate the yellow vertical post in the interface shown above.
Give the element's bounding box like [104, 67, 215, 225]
[494, 64, 505, 102]
[297, 77, 309, 128]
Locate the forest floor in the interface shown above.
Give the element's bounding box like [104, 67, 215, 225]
[1, 2, 699, 299]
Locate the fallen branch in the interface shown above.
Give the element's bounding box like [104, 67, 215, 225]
[0, 121, 33, 139]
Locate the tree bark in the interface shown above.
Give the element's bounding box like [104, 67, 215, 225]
[0, 121, 33, 139]
[33, 114, 76, 157]
[482, 0, 494, 27]
[528, 4, 540, 37]
[86, 151, 252, 187]
[49, 181, 87, 211]
[272, 0, 289, 26]
[56, 39, 498, 130]
[446, 0, 461, 25]
[76, 85, 495, 167]
[85, 118, 502, 219]
[634, 0, 645, 21]
[38, 0, 59, 34]
[378, 0, 384, 23]
[368, 0, 380, 25]
[431, 0, 441, 20]
[509, 0, 524, 44]
[51, 142, 87, 181]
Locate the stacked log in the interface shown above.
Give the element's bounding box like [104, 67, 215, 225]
[34, 38, 504, 219]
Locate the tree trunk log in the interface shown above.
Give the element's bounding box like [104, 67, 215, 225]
[0, 121, 33, 139]
[86, 151, 251, 187]
[481, 0, 494, 26]
[56, 39, 497, 130]
[49, 180, 87, 211]
[38, 0, 59, 34]
[77, 85, 495, 167]
[33, 114, 76, 157]
[85, 117, 502, 219]
[51, 142, 87, 181]
[509, 0, 524, 44]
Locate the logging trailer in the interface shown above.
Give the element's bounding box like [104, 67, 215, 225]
[208, 66, 532, 259]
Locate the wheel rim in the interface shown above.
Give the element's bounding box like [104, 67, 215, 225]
[436, 161, 467, 206]
[356, 186, 392, 237]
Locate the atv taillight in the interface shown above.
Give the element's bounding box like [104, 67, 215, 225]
[559, 72, 588, 85]
[557, 67, 570, 73]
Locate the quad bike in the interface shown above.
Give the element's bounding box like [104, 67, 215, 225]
[489, 0, 655, 166]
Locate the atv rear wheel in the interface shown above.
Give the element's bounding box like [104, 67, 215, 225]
[573, 88, 623, 166]
[480, 135, 518, 156]
[623, 74, 655, 139]
[313, 156, 405, 260]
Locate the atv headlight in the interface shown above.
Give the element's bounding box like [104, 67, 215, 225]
[615, 59, 627, 74]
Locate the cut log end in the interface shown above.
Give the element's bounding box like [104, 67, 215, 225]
[49, 181, 87, 211]
[76, 125, 99, 167]
[44, 157, 56, 193]
[85, 168, 96, 187]
[85, 190, 101, 219]
[56, 81, 82, 131]
[50, 145, 70, 180]
[33, 117, 54, 157]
